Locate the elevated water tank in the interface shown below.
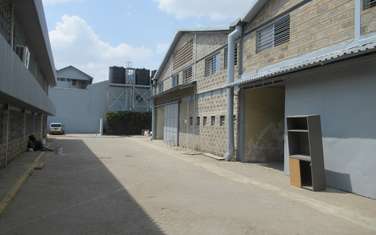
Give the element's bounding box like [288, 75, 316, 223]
[135, 69, 151, 85]
[109, 66, 126, 84]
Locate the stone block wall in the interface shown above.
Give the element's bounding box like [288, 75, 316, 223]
[0, 107, 45, 168]
[362, 4, 376, 35]
[242, 0, 355, 74]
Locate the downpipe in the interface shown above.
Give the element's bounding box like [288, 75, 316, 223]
[225, 25, 242, 161]
[354, 0, 361, 41]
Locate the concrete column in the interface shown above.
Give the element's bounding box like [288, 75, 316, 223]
[99, 118, 103, 136]
[23, 110, 27, 139]
[40, 113, 44, 139]
[237, 88, 245, 162]
[151, 104, 156, 140]
[4, 106, 10, 168]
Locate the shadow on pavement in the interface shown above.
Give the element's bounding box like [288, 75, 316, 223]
[0, 138, 166, 235]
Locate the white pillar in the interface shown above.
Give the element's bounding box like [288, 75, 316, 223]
[99, 118, 103, 136]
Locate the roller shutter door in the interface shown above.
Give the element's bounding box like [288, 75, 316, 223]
[164, 103, 179, 146]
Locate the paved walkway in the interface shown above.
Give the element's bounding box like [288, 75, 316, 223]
[0, 135, 375, 235]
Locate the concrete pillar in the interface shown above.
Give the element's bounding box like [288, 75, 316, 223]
[237, 88, 245, 162]
[151, 104, 156, 140]
[4, 106, 10, 168]
[23, 110, 27, 139]
[99, 118, 103, 136]
[40, 113, 44, 139]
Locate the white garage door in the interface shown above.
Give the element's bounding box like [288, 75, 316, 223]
[164, 103, 179, 146]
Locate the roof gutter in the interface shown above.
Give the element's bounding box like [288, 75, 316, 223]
[225, 24, 242, 161]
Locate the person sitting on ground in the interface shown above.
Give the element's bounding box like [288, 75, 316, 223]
[27, 135, 53, 152]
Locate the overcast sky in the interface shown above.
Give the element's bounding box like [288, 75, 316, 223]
[42, 0, 255, 82]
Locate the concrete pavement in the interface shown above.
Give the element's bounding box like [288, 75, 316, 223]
[0, 135, 375, 235]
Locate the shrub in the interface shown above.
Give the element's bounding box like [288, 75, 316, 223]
[105, 111, 151, 135]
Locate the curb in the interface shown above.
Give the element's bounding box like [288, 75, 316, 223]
[202, 152, 225, 161]
[0, 152, 45, 216]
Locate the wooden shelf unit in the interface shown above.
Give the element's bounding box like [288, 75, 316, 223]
[287, 115, 326, 191]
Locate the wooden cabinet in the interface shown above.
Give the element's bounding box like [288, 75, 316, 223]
[287, 115, 326, 191]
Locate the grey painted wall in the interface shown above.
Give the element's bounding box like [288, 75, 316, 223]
[48, 81, 108, 133]
[284, 54, 376, 199]
[0, 31, 55, 115]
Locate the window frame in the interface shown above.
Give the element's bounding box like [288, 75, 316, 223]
[183, 66, 193, 82]
[205, 52, 221, 77]
[220, 116, 225, 126]
[203, 116, 207, 126]
[172, 74, 179, 87]
[224, 44, 238, 69]
[256, 14, 290, 53]
[211, 116, 216, 126]
[364, 0, 376, 9]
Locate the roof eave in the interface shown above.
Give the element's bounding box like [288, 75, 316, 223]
[242, 0, 269, 23]
[14, 0, 57, 86]
[153, 28, 229, 81]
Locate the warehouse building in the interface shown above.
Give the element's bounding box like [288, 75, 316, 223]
[232, 0, 376, 199]
[56, 66, 93, 89]
[153, 0, 376, 199]
[152, 28, 239, 156]
[48, 66, 152, 133]
[0, 0, 56, 167]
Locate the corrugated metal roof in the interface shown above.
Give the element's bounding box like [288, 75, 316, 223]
[231, 34, 376, 87]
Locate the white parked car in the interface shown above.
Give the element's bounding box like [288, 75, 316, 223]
[49, 123, 65, 135]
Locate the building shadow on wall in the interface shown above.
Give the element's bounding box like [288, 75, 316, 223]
[0, 138, 166, 235]
[324, 170, 353, 194]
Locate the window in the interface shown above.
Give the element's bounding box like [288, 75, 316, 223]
[196, 117, 200, 126]
[203, 116, 207, 126]
[15, 45, 31, 69]
[220, 116, 225, 126]
[364, 0, 376, 9]
[172, 74, 179, 87]
[205, 53, 220, 77]
[256, 15, 290, 53]
[189, 117, 193, 126]
[173, 40, 193, 70]
[211, 116, 216, 126]
[183, 66, 193, 82]
[224, 45, 238, 69]
[158, 81, 164, 93]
